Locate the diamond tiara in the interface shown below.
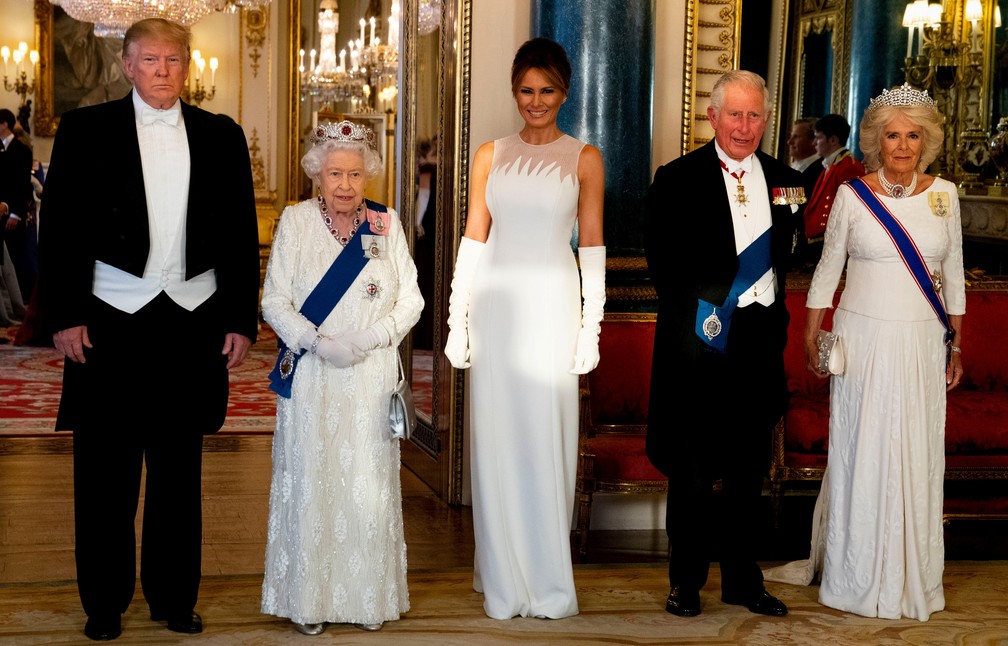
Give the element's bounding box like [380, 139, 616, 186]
[310, 120, 378, 151]
[867, 83, 938, 113]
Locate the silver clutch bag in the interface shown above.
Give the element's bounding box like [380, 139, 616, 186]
[389, 351, 416, 440]
[817, 329, 845, 376]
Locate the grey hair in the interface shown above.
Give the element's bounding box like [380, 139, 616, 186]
[858, 104, 943, 173]
[710, 70, 773, 116]
[301, 139, 383, 181]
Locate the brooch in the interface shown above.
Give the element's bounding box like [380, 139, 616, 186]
[361, 234, 386, 259]
[364, 281, 381, 300]
[366, 209, 390, 236]
[772, 187, 806, 205]
[278, 348, 296, 379]
[929, 192, 950, 217]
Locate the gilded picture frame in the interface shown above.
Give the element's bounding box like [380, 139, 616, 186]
[33, 0, 131, 137]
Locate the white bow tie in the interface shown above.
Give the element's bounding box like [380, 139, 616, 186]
[141, 106, 181, 127]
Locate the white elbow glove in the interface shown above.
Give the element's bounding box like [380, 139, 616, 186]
[570, 246, 606, 374]
[444, 237, 485, 369]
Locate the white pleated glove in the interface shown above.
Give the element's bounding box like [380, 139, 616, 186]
[342, 321, 392, 354]
[444, 237, 486, 369]
[571, 246, 606, 374]
[315, 336, 366, 368]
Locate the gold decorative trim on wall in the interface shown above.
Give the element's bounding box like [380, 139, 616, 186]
[34, 0, 58, 137]
[286, 0, 301, 204]
[248, 127, 267, 191]
[681, 0, 741, 154]
[244, 7, 267, 78]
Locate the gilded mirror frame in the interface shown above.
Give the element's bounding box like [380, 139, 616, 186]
[286, 0, 471, 503]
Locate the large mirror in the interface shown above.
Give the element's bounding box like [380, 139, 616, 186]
[397, 0, 470, 504]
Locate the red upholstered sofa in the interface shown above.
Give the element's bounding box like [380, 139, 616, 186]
[574, 314, 665, 557]
[770, 283, 1008, 522]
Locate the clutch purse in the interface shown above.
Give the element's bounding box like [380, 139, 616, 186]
[816, 330, 845, 376]
[389, 350, 416, 441]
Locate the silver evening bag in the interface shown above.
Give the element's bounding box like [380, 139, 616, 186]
[390, 350, 416, 440]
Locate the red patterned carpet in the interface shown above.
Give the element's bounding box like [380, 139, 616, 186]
[0, 324, 279, 436]
[0, 324, 433, 435]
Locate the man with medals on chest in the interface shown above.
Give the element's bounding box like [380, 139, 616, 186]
[644, 70, 803, 619]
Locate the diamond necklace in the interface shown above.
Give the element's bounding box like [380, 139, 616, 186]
[319, 195, 363, 246]
[877, 169, 917, 198]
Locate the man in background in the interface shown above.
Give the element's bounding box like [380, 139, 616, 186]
[39, 18, 260, 641]
[0, 108, 35, 306]
[787, 117, 822, 196]
[802, 113, 865, 265]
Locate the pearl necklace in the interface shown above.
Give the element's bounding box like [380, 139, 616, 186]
[877, 169, 917, 198]
[319, 195, 363, 246]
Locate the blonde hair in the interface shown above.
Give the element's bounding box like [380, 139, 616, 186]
[123, 18, 191, 61]
[859, 104, 943, 172]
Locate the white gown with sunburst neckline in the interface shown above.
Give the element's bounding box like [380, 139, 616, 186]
[467, 133, 586, 620]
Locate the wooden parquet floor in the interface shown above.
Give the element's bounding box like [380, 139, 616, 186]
[2, 435, 1008, 644]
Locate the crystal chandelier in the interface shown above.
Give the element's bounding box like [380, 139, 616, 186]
[301, 0, 399, 114]
[50, 0, 273, 39]
[418, 0, 441, 36]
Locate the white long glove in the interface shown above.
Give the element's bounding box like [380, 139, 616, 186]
[444, 237, 486, 369]
[571, 246, 606, 374]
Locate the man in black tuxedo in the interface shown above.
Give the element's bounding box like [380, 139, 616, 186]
[0, 108, 36, 303]
[644, 70, 803, 619]
[38, 18, 260, 641]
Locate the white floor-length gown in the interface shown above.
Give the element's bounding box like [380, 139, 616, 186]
[260, 199, 423, 626]
[468, 133, 586, 619]
[771, 177, 965, 621]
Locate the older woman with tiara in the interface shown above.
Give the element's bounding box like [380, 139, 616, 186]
[259, 120, 423, 635]
[767, 85, 965, 622]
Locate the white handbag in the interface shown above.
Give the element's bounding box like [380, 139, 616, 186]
[816, 329, 845, 376]
[389, 351, 416, 440]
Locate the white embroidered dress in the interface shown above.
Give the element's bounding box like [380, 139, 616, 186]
[803, 177, 965, 621]
[259, 199, 422, 626]
[468, 133, 585, 619]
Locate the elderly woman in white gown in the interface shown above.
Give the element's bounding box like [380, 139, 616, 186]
[259, 120, 423, 635]
[765, 84, 965, 622]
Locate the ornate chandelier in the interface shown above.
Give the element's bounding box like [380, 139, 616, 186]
[418, 0, 441, 36]
[50, 0, 273, 39]
[301, 0, 399, 114]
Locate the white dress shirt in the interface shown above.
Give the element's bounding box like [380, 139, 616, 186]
[92, 94, 216, 313]
[714, 141, 776, 307]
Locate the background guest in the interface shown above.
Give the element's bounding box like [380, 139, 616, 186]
[260, 120, 422, 636]
[801, 113, 864, 266]
[444, 37, 605, 620]
[0, 108, 35, 307]
[645, 69, 800, 619]
[38, 17, 260, 641]
[802, 84, 964, 621]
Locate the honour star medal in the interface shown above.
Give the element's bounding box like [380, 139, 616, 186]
[702, 307, 722, 340]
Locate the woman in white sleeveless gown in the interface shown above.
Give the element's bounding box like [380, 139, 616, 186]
[444, 38, 606, 620]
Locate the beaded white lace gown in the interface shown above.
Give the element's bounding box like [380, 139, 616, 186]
[801, 178, 965, 621]
[468, 133, 585, 620]
[259, 199, 423, 626]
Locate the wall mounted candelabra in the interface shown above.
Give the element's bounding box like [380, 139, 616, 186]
[181, 49, 217, 107]
[903, 0, 992, 191]
[1, 42, 38, 108]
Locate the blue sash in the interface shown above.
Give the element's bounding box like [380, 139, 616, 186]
[694, 227, 772, 352]
[848, 178, 953, 343]
[268, 200, 387, 398]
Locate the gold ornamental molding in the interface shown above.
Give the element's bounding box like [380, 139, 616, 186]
[244, 7, 268, 78]
[681, 0, 741, 155]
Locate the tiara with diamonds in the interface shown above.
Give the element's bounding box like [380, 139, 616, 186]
[866, 83, 938, 113]
[310, 120, 378, 151]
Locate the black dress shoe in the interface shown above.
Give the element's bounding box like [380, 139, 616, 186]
[151, 611, 204, 634]
[84, 614, 121, 641]
[722, 589, 788, 616]
[665, 586, 701, 617]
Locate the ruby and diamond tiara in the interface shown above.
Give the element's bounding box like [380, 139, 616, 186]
[310, 120, 378, 150]
[867, 83, 937, 113]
